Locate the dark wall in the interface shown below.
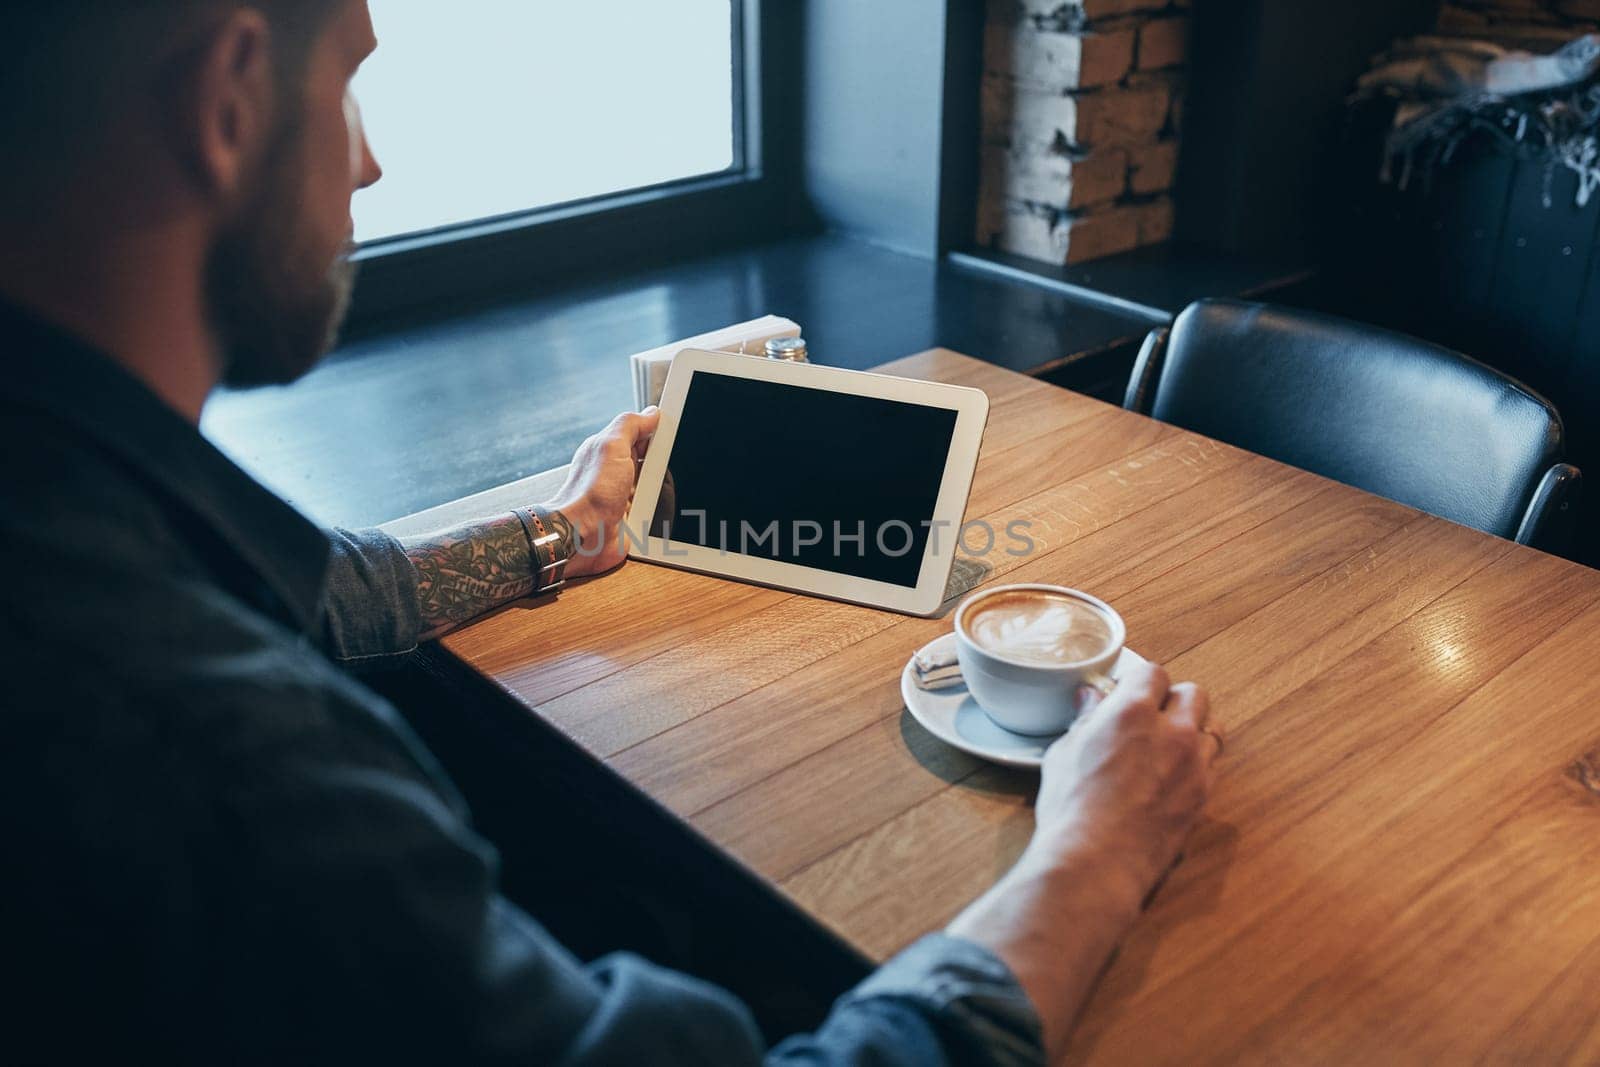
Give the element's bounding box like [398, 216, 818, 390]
[1175, 0, 1443, 258]
[799, 1, 985, 259]
[801, 3, 951, 256]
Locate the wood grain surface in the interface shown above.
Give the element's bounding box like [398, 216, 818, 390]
[439, 349, 1600, 1064]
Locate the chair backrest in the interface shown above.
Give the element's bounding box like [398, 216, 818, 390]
[1124, 299, 1570, 541]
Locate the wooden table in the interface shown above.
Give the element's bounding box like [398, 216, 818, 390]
[435, 349, 1600, 1063]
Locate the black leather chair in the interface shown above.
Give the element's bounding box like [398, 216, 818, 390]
[1124, 299, 1581, 550]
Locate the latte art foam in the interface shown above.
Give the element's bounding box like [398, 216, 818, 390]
[964, 591, 1115, 665]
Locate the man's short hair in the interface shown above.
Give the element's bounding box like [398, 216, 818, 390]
[0, 2, 335, 206]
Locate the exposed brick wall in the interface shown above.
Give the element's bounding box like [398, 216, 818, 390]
[976, 0, 1189, 265]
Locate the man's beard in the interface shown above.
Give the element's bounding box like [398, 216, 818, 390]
[205, 131, 356, 389]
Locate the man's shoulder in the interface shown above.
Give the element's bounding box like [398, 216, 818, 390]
[0, 398, 460, 834]
[2, 402, 287, 657]
[0, 402, 188, 565]
[0, 424, 238, 673]
[0, 409, 398, 776]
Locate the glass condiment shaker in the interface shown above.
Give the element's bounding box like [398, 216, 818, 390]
[765, 336, 809, 363]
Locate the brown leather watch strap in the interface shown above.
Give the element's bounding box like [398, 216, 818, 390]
[512, 505, 569, 596]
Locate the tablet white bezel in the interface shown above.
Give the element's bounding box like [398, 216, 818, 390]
[624, 349, 989, 616]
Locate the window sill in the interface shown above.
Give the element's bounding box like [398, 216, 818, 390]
[203, 232, 1159, 528]
[204, 232, 1318, 531]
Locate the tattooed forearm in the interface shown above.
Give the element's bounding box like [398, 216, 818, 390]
[401, 513, 536, 640]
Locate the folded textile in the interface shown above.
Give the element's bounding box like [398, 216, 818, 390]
[1358, 34, 1600, 99]
[1488, 33, 1600, 95]
[1355, 33, 1600, 207]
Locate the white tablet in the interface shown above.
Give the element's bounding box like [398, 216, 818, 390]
[624, 349, 989, 616]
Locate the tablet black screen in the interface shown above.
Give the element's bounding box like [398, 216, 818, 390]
[650, 371, 960, 588]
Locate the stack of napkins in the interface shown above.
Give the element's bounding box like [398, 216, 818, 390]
[630, 315, 802, 410]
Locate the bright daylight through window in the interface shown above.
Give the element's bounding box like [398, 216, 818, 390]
[351, 1, 738, 244]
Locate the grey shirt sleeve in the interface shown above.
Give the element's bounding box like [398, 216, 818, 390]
[227, 666, 1044, 1065]
[308, 530, 1046, 1063]
[319, 526, 422, 663]
[770, 935, 1045, 1066]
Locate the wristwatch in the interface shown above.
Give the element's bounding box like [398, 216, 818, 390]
[513, 505, 572, 596]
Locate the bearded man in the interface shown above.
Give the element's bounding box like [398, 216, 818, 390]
[0, 3, 1219, 1063]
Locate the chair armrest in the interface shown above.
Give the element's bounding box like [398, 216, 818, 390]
[1514, 463, 1582, 552]
[1124, 327, 1170, 414]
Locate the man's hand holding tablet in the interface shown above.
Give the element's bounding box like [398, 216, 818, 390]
[547, 406, 662, 578]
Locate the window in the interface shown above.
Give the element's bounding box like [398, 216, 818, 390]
[353, 0, 742, 245]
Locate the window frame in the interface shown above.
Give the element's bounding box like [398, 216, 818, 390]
[343, 0, 800, 334]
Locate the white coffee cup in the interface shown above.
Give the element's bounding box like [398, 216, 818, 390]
[953, 584, 1126, 736]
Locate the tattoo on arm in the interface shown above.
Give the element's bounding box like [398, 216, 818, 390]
[402, 514, 535, 640]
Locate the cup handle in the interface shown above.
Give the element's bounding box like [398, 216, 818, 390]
[1082, 671, 1116, 699]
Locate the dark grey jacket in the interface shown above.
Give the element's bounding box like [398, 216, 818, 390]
[0, 300, 1043, 1065]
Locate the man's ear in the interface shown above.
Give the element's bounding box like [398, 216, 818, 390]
[173, 9, 276, 201]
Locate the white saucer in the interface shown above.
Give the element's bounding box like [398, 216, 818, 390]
[900, 633, 1149, 769]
